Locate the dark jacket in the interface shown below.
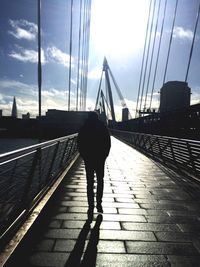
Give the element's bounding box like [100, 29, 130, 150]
[77, 117, 111, 161]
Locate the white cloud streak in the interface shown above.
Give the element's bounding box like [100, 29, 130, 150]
[173, 26, 193, 41]
[8, 19, 37, 41]
[46, 46, 74, 67]
[8, 46, 46, 64]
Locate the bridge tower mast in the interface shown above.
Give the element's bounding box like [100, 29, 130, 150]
[103, 58, 116, 122]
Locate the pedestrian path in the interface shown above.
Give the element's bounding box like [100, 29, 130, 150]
[5, 137, 200, 267]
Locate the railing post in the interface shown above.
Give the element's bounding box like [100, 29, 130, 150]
[21, 148, 41, 205]
[69, 136, 78, 158]
[169, 139, 177, 167]
[148, 136, 155, 157]
[63, 138, 75, 165]
[59, 139, 70, 167]
[157, 137, 164, 162]
[186, 141, 197, 175]
[46, 141, 60, 182]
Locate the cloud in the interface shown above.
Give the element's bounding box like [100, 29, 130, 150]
[191, 90, 200, 105]
[88, 67, 102, 80]
[173, 26, 193, 41]
[0, 78, 37, 94]
[46, 46, 74, 67]
[8, 19, 37, 41]
[8, 44, 73, 67]
[0, 79, 77, 117]
[8, 46, 46, 63]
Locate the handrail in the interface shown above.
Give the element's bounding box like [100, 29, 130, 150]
[0, 134, 78, 249]
[111, 129, 200, 181]
[0, 133, 77, 160]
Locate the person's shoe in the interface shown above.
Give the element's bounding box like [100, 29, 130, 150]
[97, 204, 103, 213]
[87, 208, 94, 223]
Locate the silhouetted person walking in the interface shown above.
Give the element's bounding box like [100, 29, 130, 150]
[77, 112, 111, 221]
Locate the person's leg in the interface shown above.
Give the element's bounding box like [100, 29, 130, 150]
[84, 160, 95, 214]
[95, 159, 105, 213]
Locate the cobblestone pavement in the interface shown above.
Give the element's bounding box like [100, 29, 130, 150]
[7, 137, 200, 267]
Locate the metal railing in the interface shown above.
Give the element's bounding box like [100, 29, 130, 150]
[0, 134, 78, 248]
[111, 129, 200, 180]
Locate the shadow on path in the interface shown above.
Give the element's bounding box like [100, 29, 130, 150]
[65, 214, 103, 267]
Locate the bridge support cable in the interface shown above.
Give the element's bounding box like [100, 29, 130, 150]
[135, 0, 153, 118]
[80, 0, 87, 110]
[104, 63, 116, 122]
[68, 0, 74, 111]
[37, 0, 42, 117]
[101, 90, 111, 116]
[76, 0, 83, 111]
[79, 0, 91, 111]
[138, 0, 157, 116]
[83, 0, 92, 110]
[163, 0, 179, 84]
[143, 0, 162, 111]
[108, 67, 132, 119]
[185, 2, 200, 82]
[95, 70, 103, 110]
[149, 0, 168, 110]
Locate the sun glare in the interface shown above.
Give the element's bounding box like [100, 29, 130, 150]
[90, 0, 149, 58]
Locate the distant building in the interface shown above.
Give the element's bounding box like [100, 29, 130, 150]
[122, 108, 129, 121]
[11, 96, 18, 118]
[22, 112, 30, 119]
[37, 109, 90, 137]
[160, 81, 191, 113]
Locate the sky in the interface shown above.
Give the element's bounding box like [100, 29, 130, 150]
[0, 0, 200, 120]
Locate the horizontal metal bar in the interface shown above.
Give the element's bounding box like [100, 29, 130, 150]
[111, 129, 200, 181]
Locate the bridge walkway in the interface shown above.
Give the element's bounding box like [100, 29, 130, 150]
[5, 137, 200, 267]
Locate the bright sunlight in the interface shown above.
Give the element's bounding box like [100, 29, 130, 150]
[90, 0, 149, 58]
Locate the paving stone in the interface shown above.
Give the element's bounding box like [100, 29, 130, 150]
[98, 240, 126, 253]
[134, 198, 159, 204]
[96, 254, 170, 267]
[102, 214, 147, 222]
[155, 231, 193, 242]
[54, 239, 76, 252]
[167, 255, 200, 267]
[54, 213, 87, 220]
[72, 196, 115, 202]
[62, 220, 85, 229]
[98, 221, 121, 230]
[145, 215, 199, 223]
[126, 241, 199, 255]
[118, 208, 148, 215]
[99, 230, 156, 241]
[30, 252, 68, 267]
[45, 229, 86, 239]
[166, 210, 200, 216]
[146, 209, 168, 216]
[114, 197, 135, 203]
[140, 203, 189, 211]
[68, 206, 118, 214]
[122, 222, 180, 232]
[35, 239, 55, 252]
[60, 200, 140, 208]
[49, 220, 62, 228]
[177, 223, 200, 233]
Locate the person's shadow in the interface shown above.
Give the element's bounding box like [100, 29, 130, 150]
[65, 214, 103, 267]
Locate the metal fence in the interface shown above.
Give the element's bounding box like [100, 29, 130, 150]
[0, 134, 78, 248]
[111, 129, 200, 180]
